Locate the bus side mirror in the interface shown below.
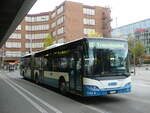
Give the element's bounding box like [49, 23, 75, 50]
[130, 71, 134, 73]
[130, 69, 135, 75]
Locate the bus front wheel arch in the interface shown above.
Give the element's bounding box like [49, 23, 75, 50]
[59, 77, 67, 94]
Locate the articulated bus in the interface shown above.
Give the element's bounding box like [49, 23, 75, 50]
[20, 38, 131, 96]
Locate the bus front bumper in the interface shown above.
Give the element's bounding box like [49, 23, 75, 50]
[83, 83, 131, 96]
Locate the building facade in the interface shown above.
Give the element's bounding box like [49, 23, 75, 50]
[50, 1, 111, 43]
[112, 18, 150, 55]
[1, 1, 111, 63]
[134, 28, 150, 55]
[112, 18, 150, 38]
[2, 12, 50, 63]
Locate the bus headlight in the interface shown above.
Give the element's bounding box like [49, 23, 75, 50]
[85, 85, 100, 91]
[88, 85, 99, 89]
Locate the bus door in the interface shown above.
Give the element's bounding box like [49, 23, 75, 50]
[31, 68, 34, 80]
[36, 57, 44, 82]
[69, 49, 83, 94]
[30, 56, 34, 81]
[40, 57, 45, 82]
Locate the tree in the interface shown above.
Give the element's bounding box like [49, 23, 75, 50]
[128, 39, 134, 53]
[87, 31, 103, 37]
[128, 39, 145, 64]
[43, 34, 53, 49]
[134, 41, 145, 64]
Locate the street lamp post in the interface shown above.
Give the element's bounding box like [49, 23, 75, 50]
[1, 46, 5, 69]
[133, 34, 136, 75]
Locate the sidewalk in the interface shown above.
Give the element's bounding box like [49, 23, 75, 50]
[132, 67, 150, 83]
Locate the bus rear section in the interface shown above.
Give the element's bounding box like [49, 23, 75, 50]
[82, 38, 131, 96]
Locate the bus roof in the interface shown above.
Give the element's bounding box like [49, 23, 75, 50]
[21, 53, 33, 58]
[22, 37, 127, 58]
[84, 37, 127, 41]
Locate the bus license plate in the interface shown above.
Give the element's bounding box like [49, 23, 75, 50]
[108, 90, 117, 94]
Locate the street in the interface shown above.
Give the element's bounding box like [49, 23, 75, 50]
[0, 67, 150, 113]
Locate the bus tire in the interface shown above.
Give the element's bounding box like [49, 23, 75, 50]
[59, 78, 67, 95]
[22, 71, 25, 78]
[35, 74, 39, 84]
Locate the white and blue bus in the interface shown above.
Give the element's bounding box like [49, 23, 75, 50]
[20, 38, 131, 96]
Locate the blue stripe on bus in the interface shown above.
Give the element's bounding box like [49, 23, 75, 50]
[43, 77, 59, 88]
[43, 77, 69, 90]
[83, 83, 131, 96]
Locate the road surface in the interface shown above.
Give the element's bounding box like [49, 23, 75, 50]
[0, 67, 150, 113]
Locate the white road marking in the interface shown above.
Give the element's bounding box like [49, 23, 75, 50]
[6, 72, 109, 113]
[5, 75, 63, 113]
[84, 105, 110, 113]
[2, 77, 48, 113]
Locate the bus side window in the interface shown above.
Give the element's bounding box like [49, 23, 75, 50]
[43, 57, 48, 70]
[52, 56, 59, 72]
[35, 57, 41, 68]
[47, 55, 53, 71]
[68, 56, 75, 77]
[68, 56, 75, 69]
[60, 57, 68, 72]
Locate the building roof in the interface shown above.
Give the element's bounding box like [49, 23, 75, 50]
[27, 12, 50, 17]
[113, 18, 150, 30]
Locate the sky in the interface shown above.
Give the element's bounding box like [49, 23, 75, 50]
[29, 0, 150, 28]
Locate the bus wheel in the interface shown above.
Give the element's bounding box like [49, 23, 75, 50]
[59, 79, 67, 95]
[22, 71, 25, 78]
[35, 75, 39, 84]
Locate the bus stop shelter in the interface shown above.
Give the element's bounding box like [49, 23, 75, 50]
[0, 0, 37, 47]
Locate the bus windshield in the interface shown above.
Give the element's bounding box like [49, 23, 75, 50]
[84, 39, 129, 77]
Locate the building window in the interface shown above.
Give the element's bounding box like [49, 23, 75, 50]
[25, 51, 30, 55]
[57, 38, 65, 43]
[53, 41, 57, 44]
[25, 43, 44, 48]
[51, 12, 56, 19]
[57, 27, 64, 35]
[25, 25, 49, 31]
[25, 33, 49, 39]
[83, 8, 95, 15]
[25, 16, 49, 22]
[57, 6, 64, 15]
[57, 16, 64, 25]
[5, 51, 22, 57]
[51, 22, 56, 28]
[84, 28, 95, 34]
[5, 42, 21, 48]
[52, 31, 57, 37]
[9, 33, 21, 39]
[25, 16, 31, 22]
[16, 25, 21, 30]
[83, 18, 95, 25]
[36, 16, 49, 22]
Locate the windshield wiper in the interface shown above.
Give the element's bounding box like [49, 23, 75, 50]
[114, 72, 130, 77]
[122, 73, 130, 77]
